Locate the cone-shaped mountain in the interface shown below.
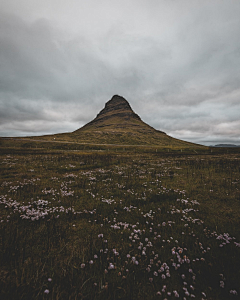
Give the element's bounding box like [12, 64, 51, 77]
[70, 95, 197, 147]
[76, 95, 160, 133]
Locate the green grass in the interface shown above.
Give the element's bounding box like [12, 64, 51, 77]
[0, 139, 240, 299]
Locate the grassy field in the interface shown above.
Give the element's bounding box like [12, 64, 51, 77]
[0, 138, 240, 299]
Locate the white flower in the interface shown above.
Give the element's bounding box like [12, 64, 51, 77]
[108, 263, 115, 270]
[220, 281, 224, 288]
[230, 290, 238, 295]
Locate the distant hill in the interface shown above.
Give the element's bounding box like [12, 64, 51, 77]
[213, 144, 238, 147]
[26, 95, 204, 147]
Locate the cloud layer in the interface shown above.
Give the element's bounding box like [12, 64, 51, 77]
[1, 0, 240, 145]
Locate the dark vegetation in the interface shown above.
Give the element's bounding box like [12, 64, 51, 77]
[0, 138, 240, 299]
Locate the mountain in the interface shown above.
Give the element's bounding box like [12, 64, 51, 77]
[73, 95, 165, 135]
[69, 95, 199, 147]
[28, 94, 201, 147]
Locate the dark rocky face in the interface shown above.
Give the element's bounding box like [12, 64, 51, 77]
[95, 95, 141, 122]
[103, 95, 132, 111]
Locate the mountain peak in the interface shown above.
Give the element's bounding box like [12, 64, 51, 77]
[96, 95, 138, 120]
[105, 95, 132, 109]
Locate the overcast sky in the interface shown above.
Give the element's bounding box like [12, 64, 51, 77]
[1, 0, 240, 145]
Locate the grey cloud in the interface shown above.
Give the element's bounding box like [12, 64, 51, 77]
[0, 1, 240, 145]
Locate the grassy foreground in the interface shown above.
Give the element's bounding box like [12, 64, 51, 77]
[0, 139, 240, 299]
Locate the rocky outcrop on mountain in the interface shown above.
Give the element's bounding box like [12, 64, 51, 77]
[95, 95, 141, 121]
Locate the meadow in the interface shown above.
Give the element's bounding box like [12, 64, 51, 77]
[0, 138, 240, 299]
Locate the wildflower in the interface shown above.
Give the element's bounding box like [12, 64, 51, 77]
[220, 281, 224, 288]
[48, 278, 52, 282]
[230, 290, 238, 295]
[108, 263, 115, 270]
[173, 290, 180, 297]
[89, 260, 93, 264]
[44, 289, 50, 294]
[81, 263, 85, 268]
